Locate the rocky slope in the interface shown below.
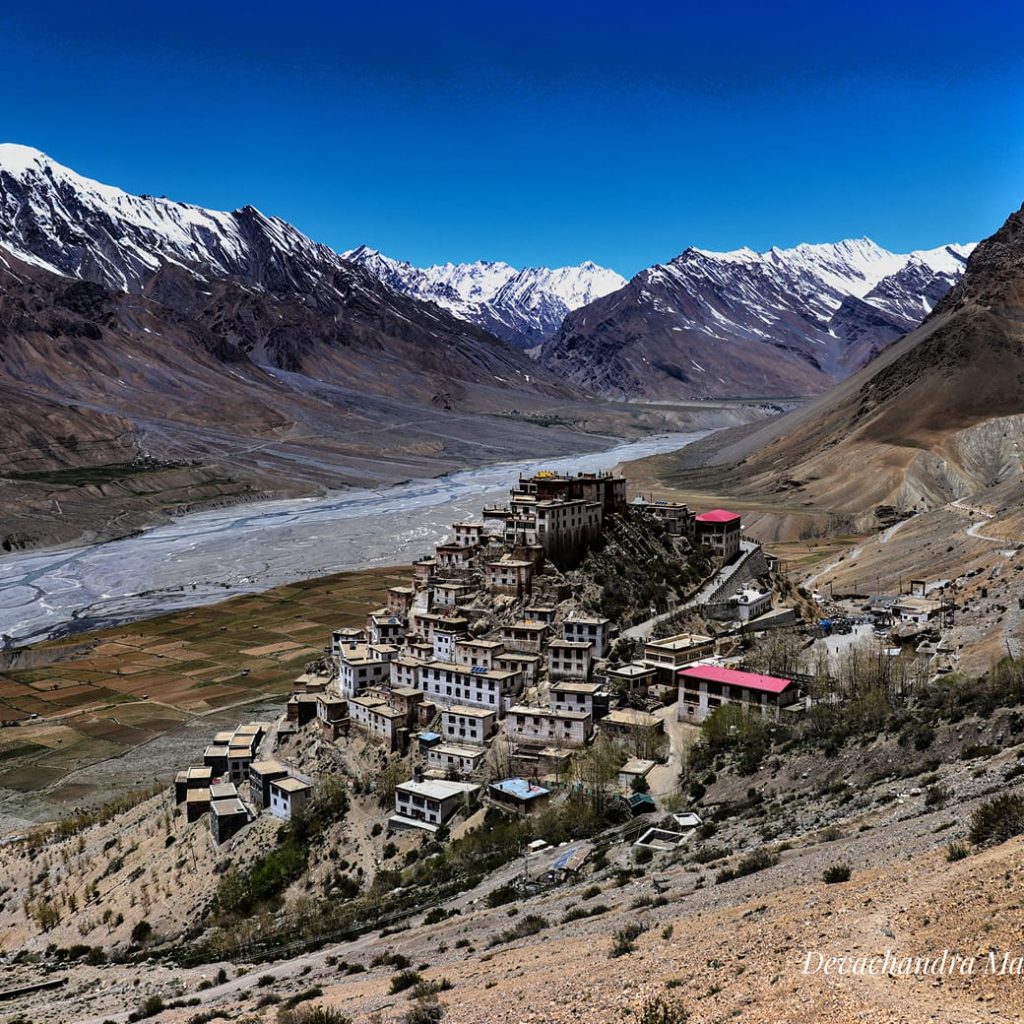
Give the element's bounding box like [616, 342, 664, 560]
[538, 237, 974, 398]
[344, 245, 626, 348]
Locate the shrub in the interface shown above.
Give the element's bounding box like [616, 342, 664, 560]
[488, 914, 548, 947]
[130, 920, 153, 945]
[924, 785, 951, 808]
[129, 995, 164, 1021]
[408, 979, 453, 1000]
[390, 971, 423, 994]
[969, 793, 1024, 847]
[610, 921, 647, 958]
[402, 997, 446, 1024]
[715, 848, 778, 884]
[633, 995, 689, 1024]
[485, 883, 518, 908]
[822, 864, 851, 884]
[946, 840, 970, 862]
[281, 987, 324, 1010]
[961, 743, 1000, 760]
[371, 951, 410, 969]
[562, 904, 609, 923]
[277, 1008, 352, 1024]
[634, 846, 654, 865]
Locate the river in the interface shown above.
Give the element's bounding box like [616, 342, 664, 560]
[0, 431, 709, 647]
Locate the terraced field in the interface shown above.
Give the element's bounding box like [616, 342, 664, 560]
[0, 564, 406, 830]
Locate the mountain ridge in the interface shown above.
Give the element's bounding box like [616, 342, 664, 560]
[342, 244, 626, 349]
[538, 235, 975, 398]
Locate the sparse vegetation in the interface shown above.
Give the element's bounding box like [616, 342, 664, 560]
[610, 921, 647, 958]
[633, 994, 689, 1024]
[715, 848, 779, 884]
[822, 864, 852, 884]
[969, 793, 1024, 847]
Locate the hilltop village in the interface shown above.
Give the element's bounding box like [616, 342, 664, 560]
[172, 469, 799, 846]
[3, 468, 1022, 1024]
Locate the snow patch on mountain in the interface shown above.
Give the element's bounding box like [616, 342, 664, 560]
[0, 143, 341, 293]
[344, 246, 626, 348]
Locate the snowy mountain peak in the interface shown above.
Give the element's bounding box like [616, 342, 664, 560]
[675, 236, 975, 303]
[0, 143, 52, 175]
[345, 246, 626, 348]
[539, 233, 978, 401]
[0, 145, 341, 293]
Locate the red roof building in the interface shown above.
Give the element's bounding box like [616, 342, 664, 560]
[694, 509, 742, 561]
[677, 664, 798, 724]
[694, 509, 741, 524]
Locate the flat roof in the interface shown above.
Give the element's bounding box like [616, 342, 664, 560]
[677, 664, 793, 694]
[551, 680, 601, 693]
[186, 788, 211, 802]
[620, 758, 657, 776]
[432, 743, 485, 759]
[444, 704, 496, 718]
[508, 704, 591, 721]
[211, 797, 248, 816]
[425, 661, 516, 679]
[646, 633, 714, 651]
[249, 759, 287, 775]
[505, 620, 548, 631]
[495, 652, 541, 662]
[272, 777, 312, 793]
[209, 783, 238, 799]
[548, 639, 592, 650]
[396, 779, 479, 800]
[608, 663, 656, 676]
[565, 616, 610, 626]
[604, 708, 660, 726]
[349, 695, 406, 718]
[490, 777, 550, 801]
[391, 686, 423, 697]
[187, 766, 213, 779]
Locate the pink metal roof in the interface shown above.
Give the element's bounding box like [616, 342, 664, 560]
[694, 509, 741, 524]
[677, 665, 792, 694]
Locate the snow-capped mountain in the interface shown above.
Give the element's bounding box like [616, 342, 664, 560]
[538, 237, 975, 399]
[0, 143, 347, 294]
[343, 245, 626, 348]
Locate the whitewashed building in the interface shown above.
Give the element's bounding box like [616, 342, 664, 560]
[507, 705, 593, 748]
[440, 704, 498, 745]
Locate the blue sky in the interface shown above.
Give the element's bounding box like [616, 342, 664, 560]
[1, 0, 1022, 276]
